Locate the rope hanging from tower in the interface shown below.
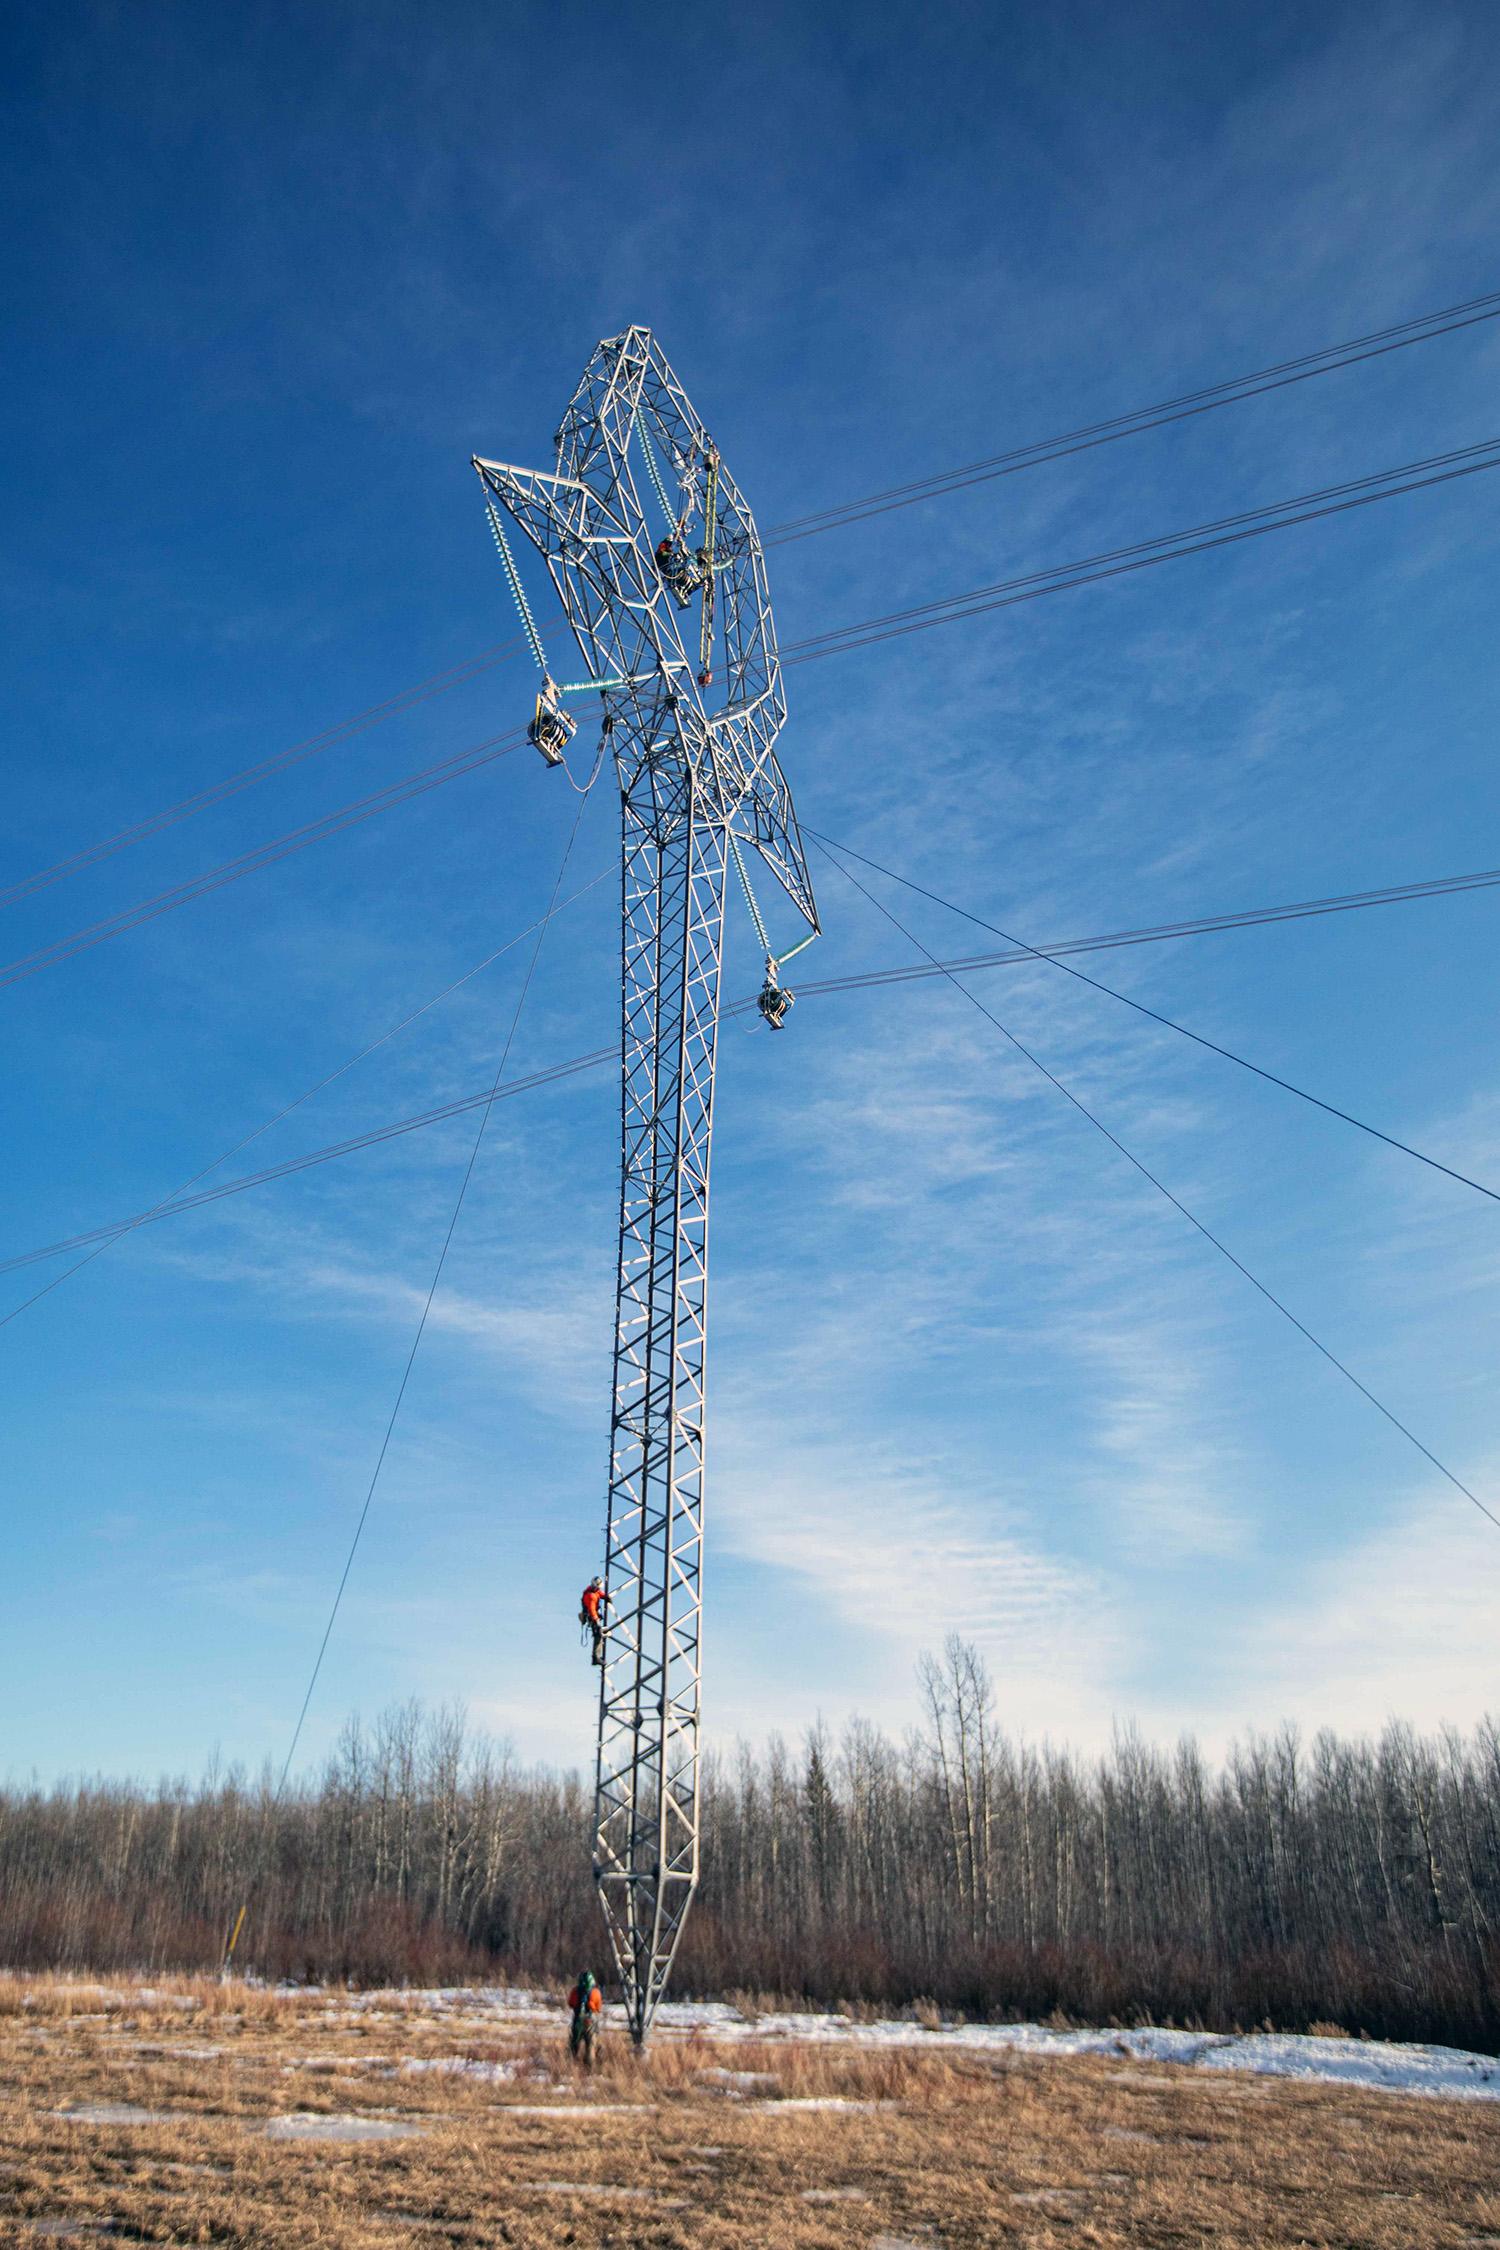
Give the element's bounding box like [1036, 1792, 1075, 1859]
[698, 446, 719, 687]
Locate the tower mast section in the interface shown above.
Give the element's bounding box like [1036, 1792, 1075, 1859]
[475, 329, 818, 2043]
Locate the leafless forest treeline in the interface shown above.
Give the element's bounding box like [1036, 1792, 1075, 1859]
[3, 1641, 1496, 2051]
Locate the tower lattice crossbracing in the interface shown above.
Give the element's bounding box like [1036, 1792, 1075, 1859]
[475, 328, 818, 2041]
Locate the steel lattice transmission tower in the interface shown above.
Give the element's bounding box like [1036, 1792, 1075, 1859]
[475, 329, 819, 2042]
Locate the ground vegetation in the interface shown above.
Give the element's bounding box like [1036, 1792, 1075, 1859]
[1, 1975, 1496, 2247]
[3, 1644, 1496, 2050]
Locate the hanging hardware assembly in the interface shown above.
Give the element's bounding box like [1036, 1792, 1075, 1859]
[729, 829, 817, 1030]
[528, 679, 576, 766]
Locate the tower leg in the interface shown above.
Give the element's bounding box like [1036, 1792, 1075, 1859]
[593, 775, 726, 2043]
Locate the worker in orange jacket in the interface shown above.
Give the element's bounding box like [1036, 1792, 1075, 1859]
[568, 1969, 603, 2065]
[580, 1576, 609, 1665]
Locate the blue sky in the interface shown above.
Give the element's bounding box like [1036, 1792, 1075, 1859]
[3, 0, 1499, 1785]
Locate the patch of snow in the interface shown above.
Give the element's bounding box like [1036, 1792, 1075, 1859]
[801, 2186, 871, 2201]
[49, 2103, 178, 2126]
[85, 1978, 1500, 2108]
[499, 2102, 651, 2117]
[260, 2112, 427, 2142]
[400, 2056, 519, 2084]
[519, 2182, 652, 2198]
[768, 2096, 895, 2112]
[1192, 2030, 1500, 2101]
[648, 1999, 1500, 2103]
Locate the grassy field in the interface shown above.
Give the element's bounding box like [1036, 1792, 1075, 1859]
[1, 1976, 1497, 2247]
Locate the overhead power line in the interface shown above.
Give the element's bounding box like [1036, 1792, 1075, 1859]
[7, 851, 1497, 1284]
[12, 287, 1492, 922]
[766, 286, 1500, 544]
[1, 641, 521, 914]
[784, 439, 1500, 664]
[0, 727, 528, 993]
[14, 432, 1495, 1000]
[813, 835, 1500, 1541]
[0, 870, 612, 1332]
[797, 859, 1500, 987]
[809, 829, 1500, 1207]
[0, 1047, 618, 1281]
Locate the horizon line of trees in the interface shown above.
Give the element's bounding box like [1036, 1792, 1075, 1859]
[2, 1641, 1496, 2053]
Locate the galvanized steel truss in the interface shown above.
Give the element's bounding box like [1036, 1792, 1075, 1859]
[474, 329, 818, 2041]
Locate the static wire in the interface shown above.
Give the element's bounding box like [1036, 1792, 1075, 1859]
[806, 829, 1500, 1208]
[811, 835, 1500, 1541]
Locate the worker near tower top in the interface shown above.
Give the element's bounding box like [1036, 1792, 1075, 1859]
[580, 1575, 609, 1665]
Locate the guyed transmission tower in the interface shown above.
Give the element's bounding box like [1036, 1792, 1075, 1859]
[475, 330, 819, 2043]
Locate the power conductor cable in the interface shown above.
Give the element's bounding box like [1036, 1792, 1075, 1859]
[766, 286, 1500, 544]
[17, 287, 1496, 928]
[0, 868, 611, 1332]
[784, 440, 1500, 665]
[2, 640, 522, 913]
[9, 853, 1500, 1285]
[812, 834, 1500, 1540]
[807, 830, 1500, 1207]
[0, 727, 529, 993]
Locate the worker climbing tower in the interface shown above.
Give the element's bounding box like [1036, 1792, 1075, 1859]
[475, 330, 819, 2042]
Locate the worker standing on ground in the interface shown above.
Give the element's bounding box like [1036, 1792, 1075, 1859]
[567, 1970, 604, 2067]
[580, 1575, 609, 1665]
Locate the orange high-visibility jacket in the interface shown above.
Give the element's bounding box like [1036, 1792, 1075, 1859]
[568, 1984, 603, 2014]
[581, 1584, 605, 1624]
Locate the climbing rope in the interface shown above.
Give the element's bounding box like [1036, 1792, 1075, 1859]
[699, 449, 719, 680]
[222, 793, 595, 1972]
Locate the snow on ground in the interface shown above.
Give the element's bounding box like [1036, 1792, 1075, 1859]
[360, 1986, 1500, 2103]
[770, 2097, 896, 2113]
[654, 1997, 1500, 2102]
[51, 2102, 179, 2126]
[260, 2113, 427, 2142]
[501, 2103, 652, 2117]
[399, 2055, 520, 2084]
[17, 1975, 1500, 2105]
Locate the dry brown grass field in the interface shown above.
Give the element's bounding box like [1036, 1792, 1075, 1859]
[1, 1976, 1496, 2247]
